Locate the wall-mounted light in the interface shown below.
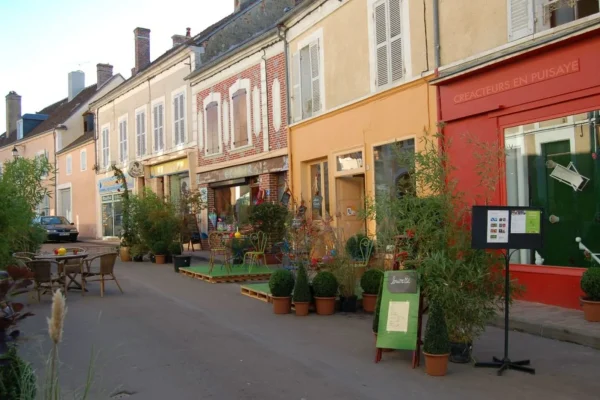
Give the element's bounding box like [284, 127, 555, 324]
[11, 144, 25, 159]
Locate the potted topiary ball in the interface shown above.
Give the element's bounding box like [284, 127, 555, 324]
[269, 269, 295, 314]
[580, 267, 600, 322]
[312, 271, 338, 315]
[423, 304, 451, 377]
[361, 269, 383, 313]
[152, 241, 168, 264]
[293, 263, 311, 316]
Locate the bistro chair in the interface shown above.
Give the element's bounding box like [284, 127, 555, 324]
[12, 252, 37, 263]
[26, 260, 63, 302]
[81, 253, 123, 297]
[208, 232, 230, 274]
[243, 231, 268, 273]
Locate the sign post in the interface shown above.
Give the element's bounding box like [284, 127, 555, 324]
[471, 205, 543, 376]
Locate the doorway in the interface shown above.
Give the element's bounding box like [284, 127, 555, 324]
[335, 175, 365, 242]
[58, 188, 72, 222]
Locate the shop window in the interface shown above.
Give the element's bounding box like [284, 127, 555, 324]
[214, 184, 252, 228]
[310, 161, 330, 220]
[206, 101, 220, 154]
[102, 194, 123, 237]
[232, 89, 249, 148]
[36, 194, 50, 217]
[504, 110, 600, 268]
[373, 139, 415, 199]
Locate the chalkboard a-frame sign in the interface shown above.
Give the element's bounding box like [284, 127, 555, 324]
[471, 206, 544, 251]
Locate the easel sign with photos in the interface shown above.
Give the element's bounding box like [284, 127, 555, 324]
[471, 205, 544, 376]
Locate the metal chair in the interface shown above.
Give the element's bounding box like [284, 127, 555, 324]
[208, 232, 231, 274]
[81, 253, 123, 297]
[12, 252, 37, 263]
[243, 231, 268, 273]
[26, 260, 63, 301]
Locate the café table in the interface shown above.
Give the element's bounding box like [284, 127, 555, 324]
[34, 251, 89, 291]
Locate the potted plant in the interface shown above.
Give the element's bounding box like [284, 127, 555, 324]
[423, 304, 451, 376]
[249, 202, 289, 264]
[580, 266, 600, 322]
[152, 241, 168, 264]
[293, 263, 311, 316]
[334, 258, 358, 312]
[361, 269, 383, 313]
[312, 271, 338, 315]
[130, 244, 147, 262]
[269, 269, 295, 314]
[111, 165, 136, 262]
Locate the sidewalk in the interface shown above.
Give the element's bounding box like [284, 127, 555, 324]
[491, 300, 600, 350]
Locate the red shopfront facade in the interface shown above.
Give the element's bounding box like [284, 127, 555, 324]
[436, 28, 600, 310]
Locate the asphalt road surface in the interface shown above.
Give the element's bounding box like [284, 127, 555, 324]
[18, 260, 600, 400]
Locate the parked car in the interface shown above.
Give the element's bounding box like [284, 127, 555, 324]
[34, 216, 79, 242]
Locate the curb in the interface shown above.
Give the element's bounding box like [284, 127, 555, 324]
[490, 315, 600, 350]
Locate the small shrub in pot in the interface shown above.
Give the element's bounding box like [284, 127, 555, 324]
[423, 304, 451, 376]
[361, 269, 383, 313]
[312, 271, 338, 315]
[269, 269, 295, 314]
[293, 264, 311, 316]
[152, 241, 168, 264]
[580, 267, 600, 322]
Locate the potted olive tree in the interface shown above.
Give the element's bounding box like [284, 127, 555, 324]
[423, 304, 451, 377]
[293, 263, 311, 316]
[580, 266, 600, 322]
[361, 269, 383, 313]
[312, 271, 338, 315]
[269, 269, 295, 314]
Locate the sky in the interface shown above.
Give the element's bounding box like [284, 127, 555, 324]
[0, 0, 233, 133]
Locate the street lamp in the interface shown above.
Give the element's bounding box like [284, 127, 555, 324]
[12, 146, 19, 159]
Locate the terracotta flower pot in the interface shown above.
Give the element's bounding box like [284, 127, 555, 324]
[155, 255, 166, 264]
[362, 293, 377, 313]
[581, 297, 600, 322]
[424, 352, 450, 376]
[272, 296, 291, 314]
[120, 246, 131, 262]
[314, 297, 335, 315]
[294, 302, 310, 316]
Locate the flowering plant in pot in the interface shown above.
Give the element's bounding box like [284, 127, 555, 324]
[151, 241, 169, 264]
[423, 304, 451, 377]
[292, 263, 311, 316]
[269, 269, 295, 314]
[580, 265, 600, 322]
[312, 271, 338, 315]
[361, 269, 383, 313]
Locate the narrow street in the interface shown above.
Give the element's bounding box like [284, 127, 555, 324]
[18, 260, 600, 400]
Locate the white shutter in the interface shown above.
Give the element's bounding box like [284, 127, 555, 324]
[136, 114, 141, 156]
[153, 107, 158, 152]
[178, 94, 185, 143]
[174, 97, 180, 145]
[141, 112, 146, 155]
[508, 0, 533, 41]
[389, 0, 403, 82]
[374, 0, 389, 88]
[309, 40, 321, 114]
[159, 104, 164, 150]
[292, 52, 302, 122]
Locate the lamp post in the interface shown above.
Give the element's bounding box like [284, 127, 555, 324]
[11, 146, 19, 159]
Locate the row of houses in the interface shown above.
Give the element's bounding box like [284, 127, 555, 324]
[2, 0, 600, 307]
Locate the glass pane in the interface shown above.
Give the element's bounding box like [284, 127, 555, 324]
[310, 163, 323, 220]
[336, 151, 363, 172]
[102, 203, 114, 237]
[373, 139, 415, 199]
[114, 200, 124, 237]
[323, 162, 330, 216]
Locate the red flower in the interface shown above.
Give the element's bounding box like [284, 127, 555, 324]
[406, 229, 415, 238]
[398, 251, 409, 261]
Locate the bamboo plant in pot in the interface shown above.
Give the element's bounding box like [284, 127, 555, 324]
[361, 269, 383, 313]
[293, 263, 311, 316]
[334, 258, 358, 312]
[580, 266, 600, 322]
[423, 304, 451, 377]
[152, 241, 168, 265]
[312, 271, 338, 315]
[269, 269, 295, 314]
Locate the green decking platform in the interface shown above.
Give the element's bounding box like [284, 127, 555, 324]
[179, 264, 273, 283]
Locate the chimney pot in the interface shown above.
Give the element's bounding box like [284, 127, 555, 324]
[5, 91, 21, 138]
[96, 63, 113, 88]
[171, 34, 187, 48]
[133, 27, 151, 76]
[186, 27, 191, 37]
[68, 71, 85, 102]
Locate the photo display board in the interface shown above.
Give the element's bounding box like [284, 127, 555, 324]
[376, 270, 420, 351]
[471, 206, 544, 250]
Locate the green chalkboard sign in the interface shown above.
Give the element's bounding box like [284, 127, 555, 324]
[376, 270, 420, 350]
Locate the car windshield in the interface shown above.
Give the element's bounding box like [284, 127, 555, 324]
[40, 216, 70, 225]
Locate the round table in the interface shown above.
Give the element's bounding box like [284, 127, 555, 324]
[35, 252, 89, 291]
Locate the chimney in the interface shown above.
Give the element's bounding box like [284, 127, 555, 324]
[5, 91, 21, 137]
[68, 70, 85, 101]
[172, 34, 187, 48]
[133, 27, 151, 75]
[96, 63, 113, 88]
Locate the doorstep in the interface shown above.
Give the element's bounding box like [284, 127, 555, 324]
[490, 300, 600, 350]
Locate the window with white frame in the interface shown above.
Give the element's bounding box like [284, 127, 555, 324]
[66, 154, 72, 176]
[119, 118, 128, 163]
[17, 119, 23, 140]
[36, 150, 49, 179]
[373, 0, 404, 89]
[173, 92, 185, 145]
[292, 38, 322, 121]
[232, 89, 249, 147]
[102, 127, 110, 168]
[136, 110, 147, 157]
[508, 0, 599, 41]
[153, 103, 165, 152]
[80, 149, 87, 171]
[0, 162, 3, 177]
[205, 101, 220, 154]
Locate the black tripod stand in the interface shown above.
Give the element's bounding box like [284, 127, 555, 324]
[474, 249, 536, 376]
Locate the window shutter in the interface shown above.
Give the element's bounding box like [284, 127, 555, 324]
[237, 90, 248, 147]
[299, 46, 312, 118]
[389, 0, 403, 82]
[174, 98, 180, 145]
[309, 40, 321, 114]
[141, 112, 146, 155]
[159, 105, 164, 150]
[178, 95, 185, 143]
[153, 107, 158, 151]
[292, 52, 302, 122]
[374, 0, 389, 88]
[508, 0, 534, 41]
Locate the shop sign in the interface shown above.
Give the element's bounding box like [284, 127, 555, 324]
[150, 158, 189, 177]
[98, 175, 134, 194]
[197, 156, 288, 184]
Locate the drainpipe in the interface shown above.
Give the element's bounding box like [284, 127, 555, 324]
[53, 130, 58, 216]
[433, 0, 440, 68]
[278, 24, 294, 197]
